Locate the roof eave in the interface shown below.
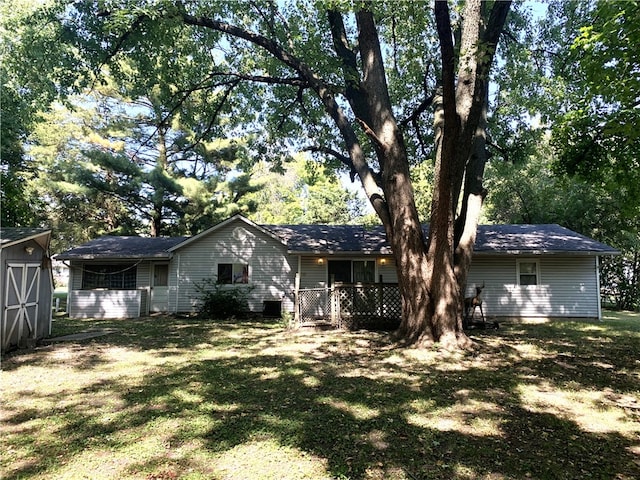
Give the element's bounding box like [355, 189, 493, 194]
[169, 214, 287, 252]
[1, 230, 52, 250]
[54, 253, 173, 261]
[474, 249, 620, 256]
[288, 250, 391, 255]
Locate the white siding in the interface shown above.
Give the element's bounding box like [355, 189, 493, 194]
[169, 222, 297, 314]
[378, 258, 397, 283]
[67, 261, 84, 318]
[69, 290, 142, 319]
[69, 261, 83, 290]
[466, 255, 600, 318]
[299, 257, 327, 288]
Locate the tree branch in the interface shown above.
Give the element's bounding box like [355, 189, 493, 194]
[216, 71, 308, 86]
[434, 2, 457, 123]
[412, 117, 432, 161]
[302, 145, 352, 166]
[177, 6, 388, 223]
[127, 77, 241, 163]
[356, 118, 386, 151]
[92, 13, 148, 89]
[399, 93, 436, 128]
[327, 10, 369, 123]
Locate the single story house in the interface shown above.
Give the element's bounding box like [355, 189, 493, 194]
[1, 228, 54, 352]
[55, 215, 619, 322]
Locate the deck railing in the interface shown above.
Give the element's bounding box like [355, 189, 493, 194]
[295, 282, 401, 330]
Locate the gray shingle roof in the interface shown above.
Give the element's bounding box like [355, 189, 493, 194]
[473, 224, 618, 255]
[267, 223, 618, 255]
[265, 224, 391, 254]
[54, 222, 619, 260]
[54, 236, 188, 260]
[0, 228, 51, 249]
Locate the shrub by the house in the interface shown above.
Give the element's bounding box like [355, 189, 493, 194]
[194, 278, 252, 319]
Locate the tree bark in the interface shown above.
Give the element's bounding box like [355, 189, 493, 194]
[394, 0, 510, 349]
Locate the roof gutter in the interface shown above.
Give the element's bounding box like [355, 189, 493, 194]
[53, 253, 174, 261]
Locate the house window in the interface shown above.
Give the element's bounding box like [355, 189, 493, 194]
[328, 259, 375, 285]
[218, 263, 249, 284]
[353, 260, 376, 283]
[518, 260, 539, 286]
[82, 264, 137, 289]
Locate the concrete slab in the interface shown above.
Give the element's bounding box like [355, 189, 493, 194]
[44, 329, 119, 342]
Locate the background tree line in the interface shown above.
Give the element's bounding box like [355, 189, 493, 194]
[1, 0, 638, 313]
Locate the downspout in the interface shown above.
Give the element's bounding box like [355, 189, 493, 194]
[174, 253, 181, 314]
[596, 255, 602, 321]
[293, 255, 302, 324]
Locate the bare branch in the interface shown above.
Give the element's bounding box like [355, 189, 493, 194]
[356, 118, 386, 151]
[399, 93, 436, 128]
[302, 145, 352, 166]
[91, 14, 148, 89]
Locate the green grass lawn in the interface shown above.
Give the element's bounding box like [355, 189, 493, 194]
[2, 312, 639, 479]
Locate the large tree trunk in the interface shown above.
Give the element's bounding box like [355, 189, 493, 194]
[386, 1, 509, 349]
[329, 2, 510, 349]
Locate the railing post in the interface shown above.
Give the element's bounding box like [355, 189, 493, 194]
[294, 273, 300, 326]
[378, 275, 384, 317]
[330, 275, 337, 326]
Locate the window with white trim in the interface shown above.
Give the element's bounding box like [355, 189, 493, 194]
[517, 260, 539, 286]
[82, 264, 137, 289]
[217, 263, 249, 284]
[328, 259, 375, 285]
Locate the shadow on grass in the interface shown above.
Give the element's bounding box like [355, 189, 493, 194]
[2, 315, 639, 479]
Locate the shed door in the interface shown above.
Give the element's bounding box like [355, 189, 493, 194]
[3, 263, 40, 349]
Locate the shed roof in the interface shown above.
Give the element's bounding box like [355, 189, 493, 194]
[0, 228, 51, 250]
[54, 217, 619, 260]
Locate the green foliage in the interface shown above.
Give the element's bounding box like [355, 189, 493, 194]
[484, 151, 610, 233]
[545, 1, 640, 200]
[601, 254, 640, 312]
[193, 278, 252, 319]
[0, 85, 39, 227]
[0, 1, 49, 227]
[24, 86, 261, 246]
[247, 156, 366, 225]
